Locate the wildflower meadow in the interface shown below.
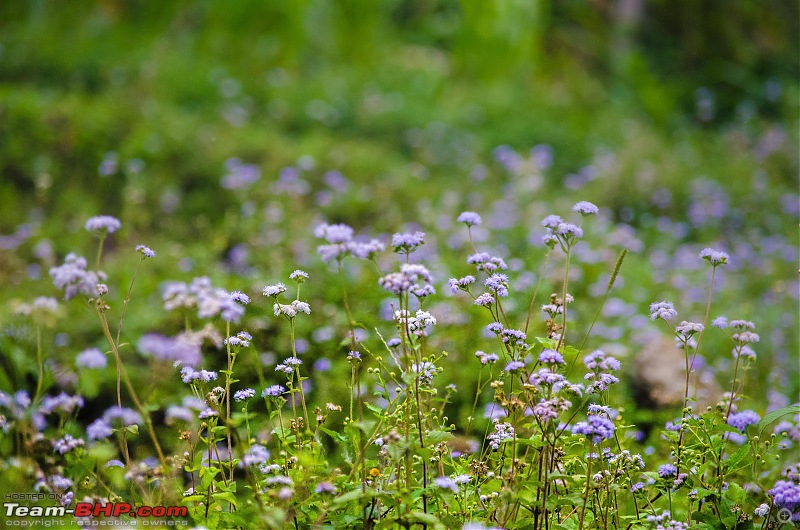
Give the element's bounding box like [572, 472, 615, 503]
[1, 3, 798, 529]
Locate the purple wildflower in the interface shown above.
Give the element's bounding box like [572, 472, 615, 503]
[135, 244, 156, 258]
[649, 301, 677, 321]
[474, 293, 495, 307]
[484, 274, 509, 297]
[487, 422, 515, 450]
[240, 444, 270, 467]
[572, 415, 615, 444]
[504, 360, 525, 372]
[727, 410, 761, 432]
[658, 464, 677, 478]
[103, 406, 142, 426]
[315, 482, 337, 494]
[262, 385, 286, 397]
[556, 222, 583, 240]
[572, 201, 599, 216]
[434, 476, 458, 493]
[538, 349, 564, 365]
[289, 270, 309, 282]
[676, 321, 704, 337]
[87, 419, 113, 440]
[262, 283, 287, 297]
[138, 334, 201, 367]
[49, 253, 101, 301]
[699, 248, 730, 266]
[541, 215, 563, 229]
[180, 367, 218, 384]
[487, 322, 503, 334]
[40, 393, 84, 415]
[448, 275, 476, 293]
[457, 211, 482, 227]
[712, 316, 728, 329]
[234, 389, 256, 402]
[348, 238, 385, 259]
[84, 216, 121, 234]
[391, 231, 425, 254]
[76, 348, 107, 369]
[315, 223, 354, 244]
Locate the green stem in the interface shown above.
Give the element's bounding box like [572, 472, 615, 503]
[579, 450, 592, 530]
[34, 326, 44, 403]
[115, 258, 143, 346]
[556, 249, 571, 352]
[95, 234, 106, 271]
[525, 252, 551, 335]
[290, 320, 310, 430]
[97, 308, 165, 464]
[225, 321, 234, 483]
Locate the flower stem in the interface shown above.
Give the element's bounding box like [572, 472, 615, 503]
[556, 249, 572, 352]
[225, 321, 233, 483]
[33, 326, 44, 403]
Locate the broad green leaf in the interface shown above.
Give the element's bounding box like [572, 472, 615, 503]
[692, 512, 726, 530]
[408, 511, 438, 525]
[722, 444, 751, 474]
[425, 430, 453, 444]
[320, 426, 348, 444]
[332, 489, 370, 506]
[212, 491, 238, 508]
[757, 404, 800, 434]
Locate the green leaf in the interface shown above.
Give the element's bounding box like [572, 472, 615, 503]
[212, 491, 238, 508]
[181, 495, 206, 504]
[723, 482, 746, 505]
[124, 424, 139, 435]
[554, 518, 579, 530]
[401, 371, 418, 385]
[408, 511, 438, 525]
[547, 472, 578, 485]
[757, 404, 800, 434]
[516, 436, 546, 448]
[692, 512, 726, 530]
[722, 444, 751, 474]
[555, 493, 584, 506]
[332, 489, 370, 506]
[320, 426, 349, 444]
[693, 488, 717, 501]
[365, 402, 386, 418]
[536, 337, 557, 348]
[425, 430, 453, 444]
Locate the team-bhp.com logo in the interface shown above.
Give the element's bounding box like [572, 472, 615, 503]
[73, 503, 187, 518]
[4, 500, 188, 526]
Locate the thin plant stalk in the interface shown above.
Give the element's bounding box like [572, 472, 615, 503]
[556, 248, 572, 352]
[97, 309, 166, 464]
[33, 326, 44, 403]
[225, 321, 234, 483]
[677, 266, 717, 474]
[524, 252, 551, 335]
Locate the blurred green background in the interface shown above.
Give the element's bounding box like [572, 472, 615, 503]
[1, 1, 797, 232]
[0, 1, 797, 438]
